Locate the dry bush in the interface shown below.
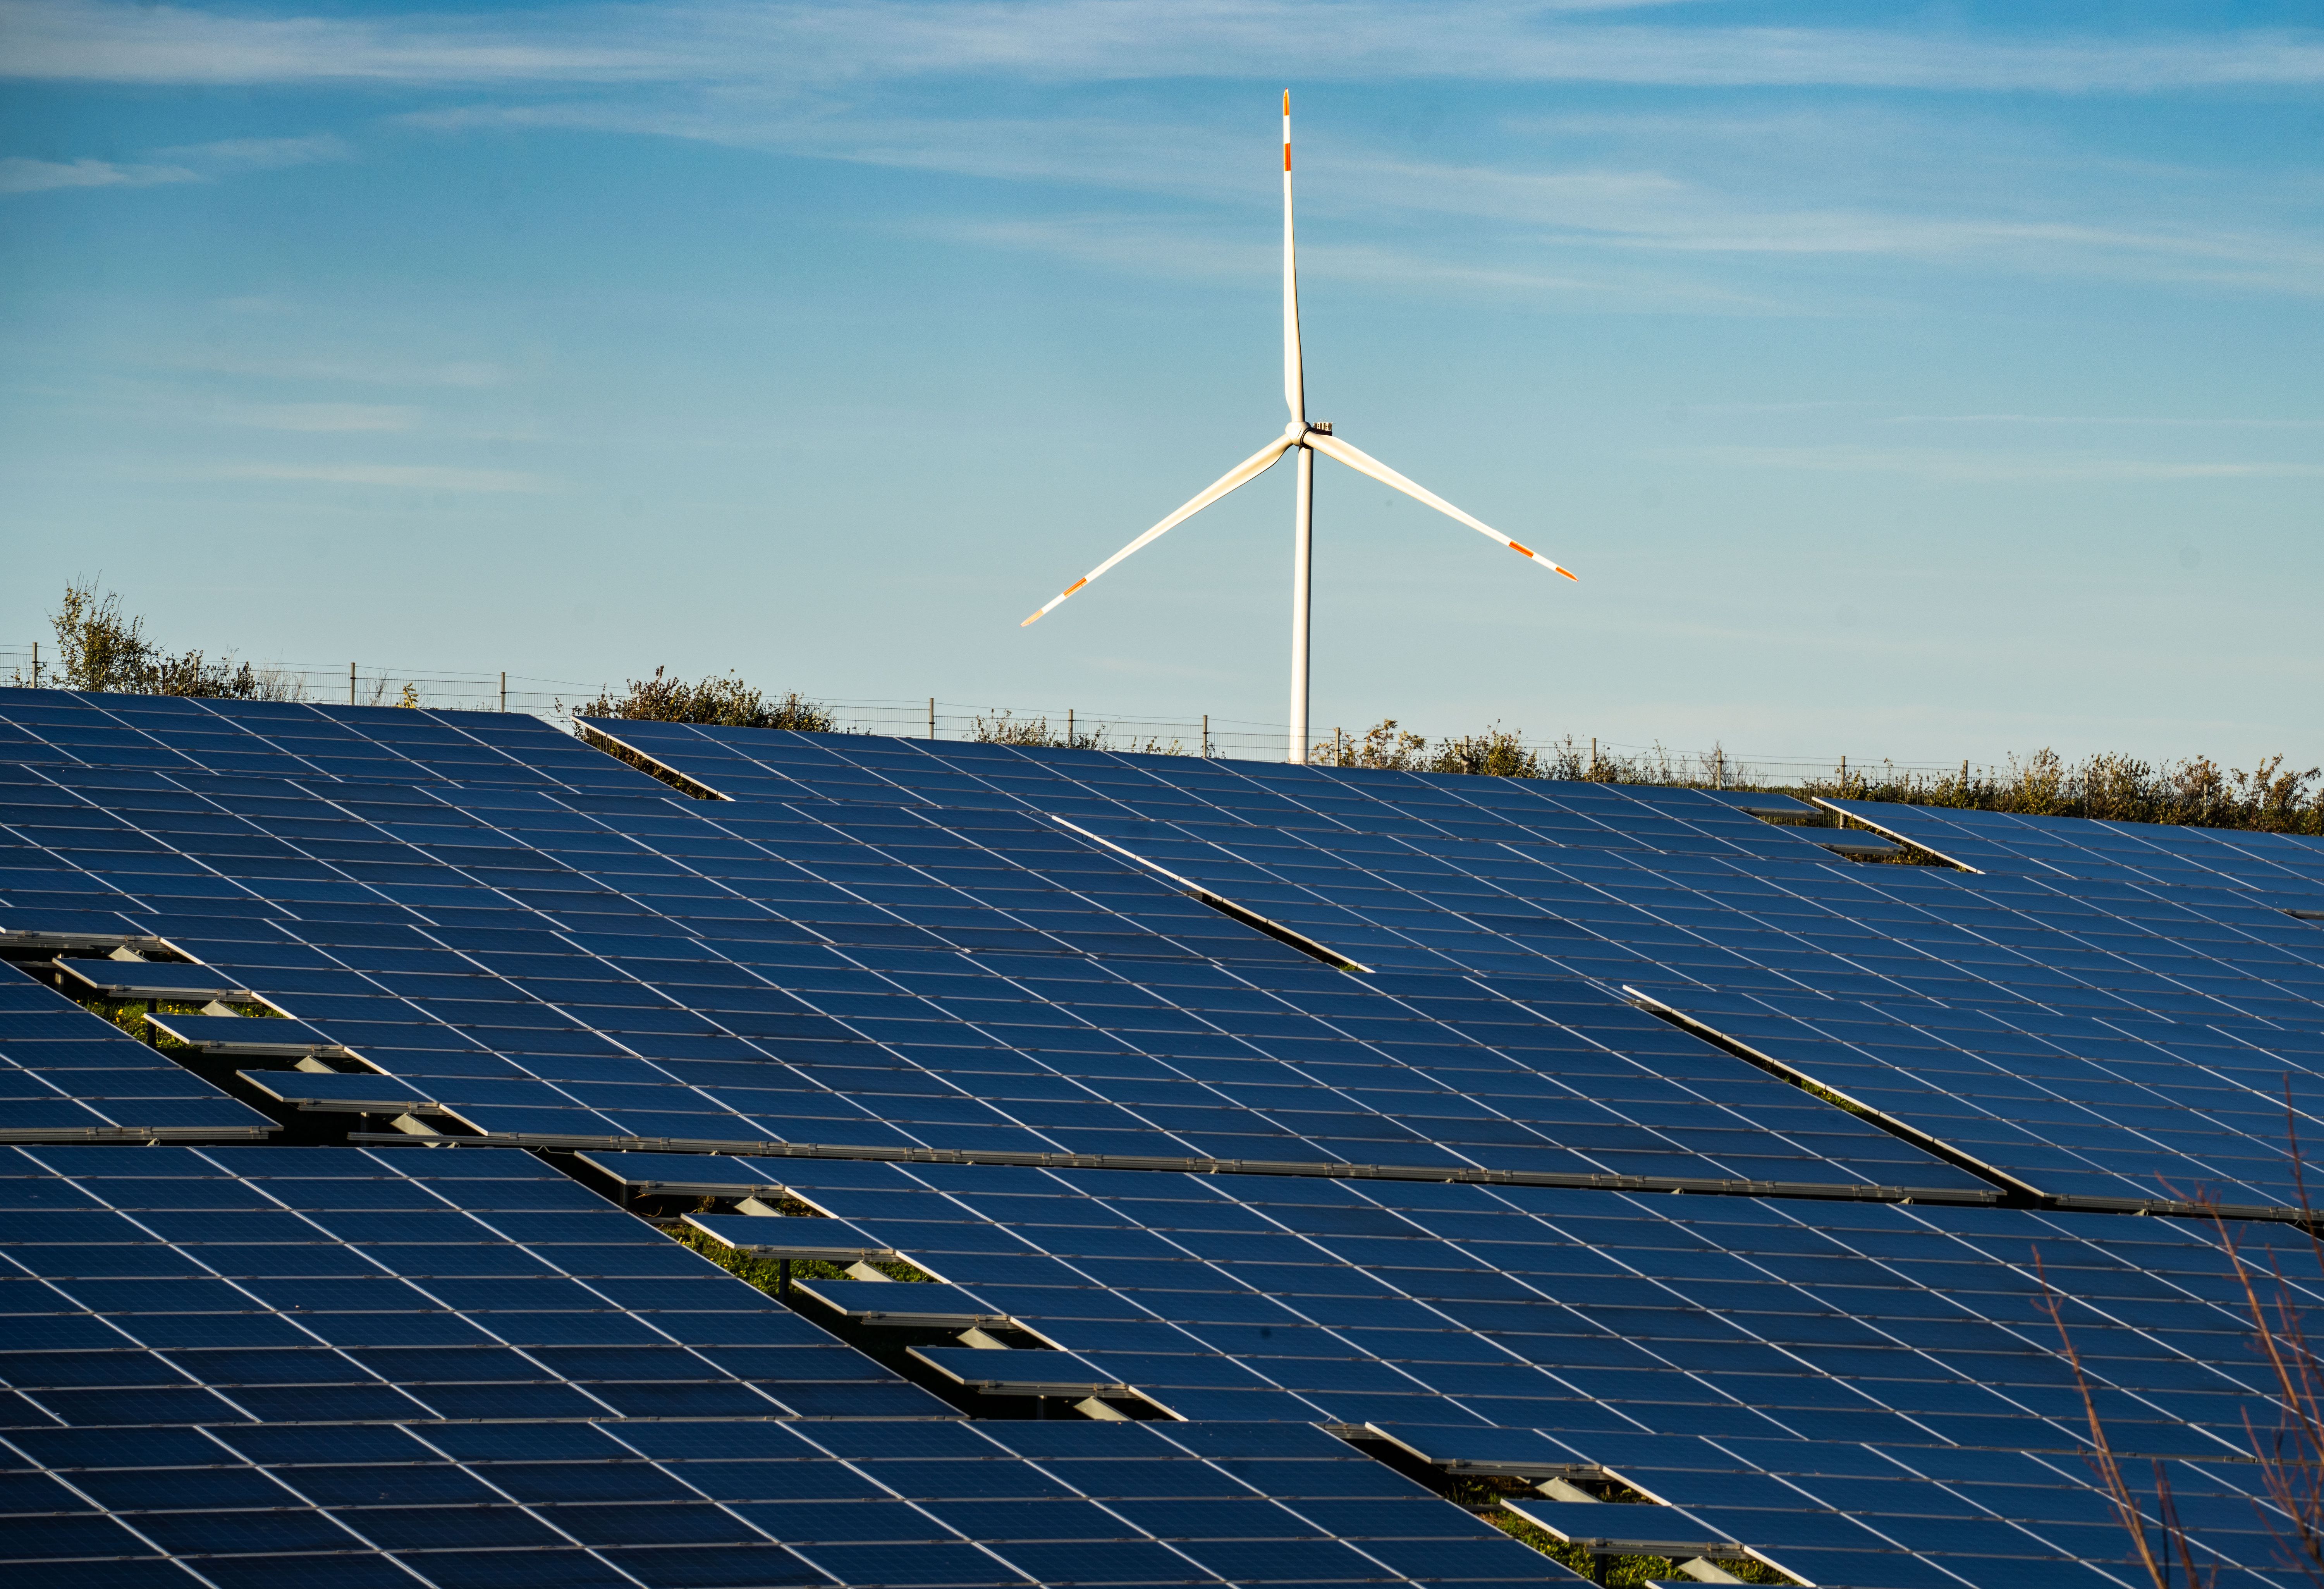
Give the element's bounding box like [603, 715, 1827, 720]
[971, 711, 1182, 754]
[575, 666, 836, 731]
[1802, 749, 2322, 834]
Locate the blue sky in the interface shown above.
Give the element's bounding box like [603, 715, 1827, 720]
[2, 1, 2319, 770]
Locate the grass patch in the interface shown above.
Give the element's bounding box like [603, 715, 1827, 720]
[669, 1224, 932, 1289]
[1435, 1472, 1791, 1584]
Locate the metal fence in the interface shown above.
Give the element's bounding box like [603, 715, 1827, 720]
[0, 641, 1992, 784]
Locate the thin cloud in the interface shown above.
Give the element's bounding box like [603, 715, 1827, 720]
[153, 132, 352, 170]
[214, 402, 419, 433]
[175, 353, 509, 388]
[1880, 412, 2324, 431]
[214, 462, 547, 491]
[1660, 445, 2324, 483]
[7, 2, 2324, 93]
[0, 154, 195, 193]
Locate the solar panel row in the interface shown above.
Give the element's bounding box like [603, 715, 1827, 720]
[0, 1144, 1566, 1587]
[0, 750, 1975, 1192]
[0, 689, 652, 798]
[595, 723, 2324, 1211]
[615, 1150, 2310, 1589]
[1824, 796, 2324, 899]
[0, 972, 273, 1142]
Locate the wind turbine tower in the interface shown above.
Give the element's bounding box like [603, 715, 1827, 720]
[1022, 93, 1578, 765]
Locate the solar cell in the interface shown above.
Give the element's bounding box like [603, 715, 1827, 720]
[634, 1150, 2314, 1588]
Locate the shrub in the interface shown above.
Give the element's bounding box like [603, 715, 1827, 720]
[574, 667, 837, 731]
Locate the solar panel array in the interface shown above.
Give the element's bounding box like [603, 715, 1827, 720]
[602, 1149, 2306, 1588]
[588, 723, 2324, 1211]
[0, 1144, 1566, 1587]
[0, 730, 1974, 1193]
[0, 688, 646, 797]
[0, 971, 273, 1142]
[1, 689, 2318, 1588]
[1825, 795, 2324, 900]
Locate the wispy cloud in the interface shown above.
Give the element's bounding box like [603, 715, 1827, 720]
[399, 98, 2324, 299]
[2, 131, 349, 198]
[153, 132, 351, 170]
[175, 354, 509, 388]
[1659, 445, 2324, 483]
[213, 462, 545, 491]
[7, 2, 2324, 93]
[0, 154, 195, 193]
[932, 213, 1772, 312]
[213, 402, 418, 433]
[1879, 412, 2324, 431]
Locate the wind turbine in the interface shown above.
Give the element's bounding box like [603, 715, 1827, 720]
[1020, 91, 1578, 765]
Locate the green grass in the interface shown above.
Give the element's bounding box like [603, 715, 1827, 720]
[1436, 1472, 1793, 1584]
[669, 1223, 933, 1288]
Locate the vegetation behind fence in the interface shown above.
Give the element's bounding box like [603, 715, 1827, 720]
[7, 581, 2317, 835]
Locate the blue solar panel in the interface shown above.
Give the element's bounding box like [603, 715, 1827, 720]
[0, 1144, 1563, 1585]
[0, 708, 1972, 1194]
[1052, 811, 2324, 1209]
[1826, 797, 2324, 903]
[0, 687, 661, 796]
[0, 971, 273, 1142]
[16, 693, 2324, 1584]
[577, 727, 2324, 1206]
[639, 1150, 2308, 1587]
[583, 720, 1851, 868]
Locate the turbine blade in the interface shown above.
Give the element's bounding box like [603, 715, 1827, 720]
[1021, 435, 1297, 627]
[1282, 89, 1304, 425]
[1306, 431, 1579, 581]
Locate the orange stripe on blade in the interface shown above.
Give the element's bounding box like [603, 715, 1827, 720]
[1284, 146, 1291, 172]
[1508, 541, 1535, 558]
[1558, 567, 1579, 581]
[1064, 578, 1087, 596]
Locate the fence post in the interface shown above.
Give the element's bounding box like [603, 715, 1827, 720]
[500, 672, 507, 713]
[1591, 736, 1598, 778]
[1202, 714, 1208, 758]
[928, 698, 935, 740]
[1067, 708, 1074, 745]
[349, 663, 356, 706]
[28, 641, 35, 687]
[1840, 754, 1848, 793]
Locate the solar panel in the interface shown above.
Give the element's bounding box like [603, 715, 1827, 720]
[0, 721, 1976, 1195]
[1825, 796, 2324, 904]
[1052, 807, 2324, 1211]
[0, 1143, 1567, 1585]
[582, 720, 1853, 868]
[0, 969, 273, 1142]
[0, 687, 662, 797]
[629, 1151, 2310, 1588]
[570, 726, 2324, 1208]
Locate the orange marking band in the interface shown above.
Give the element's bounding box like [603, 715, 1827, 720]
[1508, 541, 1535, 558]
[1064, 578, 1087, 596]
[1558, 567, 1579, 581]
[1284, 146, 1291, 172]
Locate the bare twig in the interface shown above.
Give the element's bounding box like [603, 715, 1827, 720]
[2040, 1250, 2214, 1589]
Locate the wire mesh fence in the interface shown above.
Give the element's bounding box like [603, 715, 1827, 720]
[0, 640, 2013, 785]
